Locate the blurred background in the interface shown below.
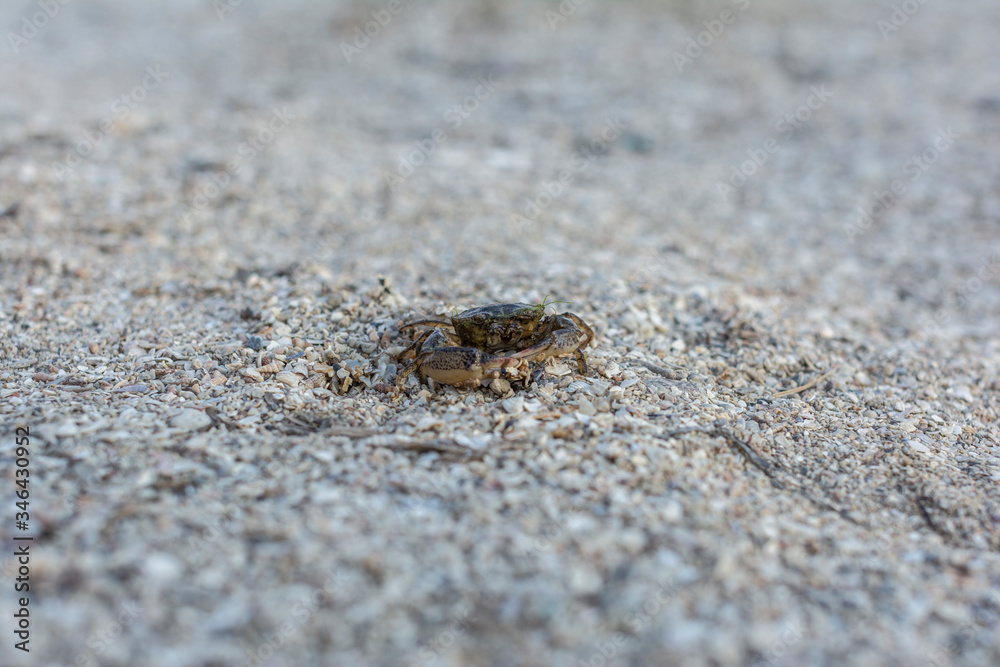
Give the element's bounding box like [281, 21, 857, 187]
[2, 2, 1000, 666]
[2, 0, 998, 345]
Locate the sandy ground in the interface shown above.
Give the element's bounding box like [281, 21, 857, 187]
[1, 1, 1000, 665]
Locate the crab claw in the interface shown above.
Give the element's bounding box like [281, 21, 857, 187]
[406, 346, 520, 389]
[510, 313, 595, 373]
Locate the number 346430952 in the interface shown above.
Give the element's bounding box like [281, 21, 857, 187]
[15, 427, 29, 511]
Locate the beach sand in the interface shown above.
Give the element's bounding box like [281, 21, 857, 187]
[1, 1, 999, 665]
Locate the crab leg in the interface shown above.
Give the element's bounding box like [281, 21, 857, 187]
[399, 318, 454, 335]
[397, 328, 461, 362]
[397, 346, 520, 389]
[419, 347, 520, 388]
[395, 359, 420, 386]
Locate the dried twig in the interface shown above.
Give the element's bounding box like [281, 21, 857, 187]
[372, 438, 471, 455]
[772, 365, 839, 398]
[633, 359, 685, 378]
[366, 437, 489, 461]
[656, 423, 776, 478]
[326, 426, 381, 438]
[654, 420, 864, 526]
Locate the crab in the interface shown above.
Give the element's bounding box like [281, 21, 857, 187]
[394, 300, 595, 389]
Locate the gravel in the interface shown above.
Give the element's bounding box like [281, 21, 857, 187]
[1, 1, 999, 666]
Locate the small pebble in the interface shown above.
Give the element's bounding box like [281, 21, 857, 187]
[169, 409, 212, 432]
